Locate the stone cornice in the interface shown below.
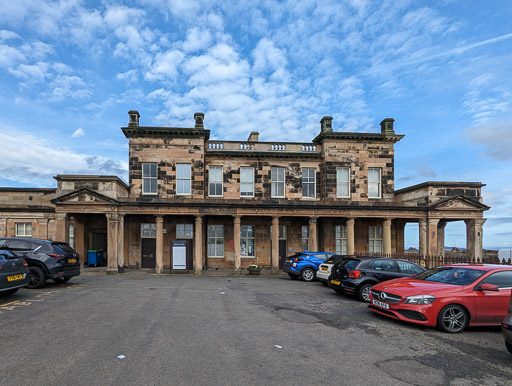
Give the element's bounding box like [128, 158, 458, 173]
[121, 126, 211, 140]
[313, 131, 404, 144]
[395, 181, 485, 194]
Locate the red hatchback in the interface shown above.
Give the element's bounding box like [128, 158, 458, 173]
[369, 264, 512, 333]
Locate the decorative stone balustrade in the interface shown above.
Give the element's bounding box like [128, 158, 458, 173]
[207, 141, 321, 153]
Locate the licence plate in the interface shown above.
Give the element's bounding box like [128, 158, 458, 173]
[68, 258, 78, 263]
[7, 274, 23, 282]
[286, 259, 291, 263]
[321, 267, 328, 271]
[372, 299, 389, 309]
[330, 280, 341, 285]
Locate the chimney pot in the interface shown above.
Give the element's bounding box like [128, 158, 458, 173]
[128, 110, 140, 127]
[320, 116, 333, 133]
[380, 118, 395, 135]
[194, 112, 204, 128]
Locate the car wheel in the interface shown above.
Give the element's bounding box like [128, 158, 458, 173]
[505, 342, 512, 355]
[288, 273, 298, 280]
[300, 267, 316, 282]
[0, 288, 19, 296]
[53, 276, 71, 284]
[27, 266, 46, 289]
[437, 304, 468, 333]
[357, 284, 373, 302]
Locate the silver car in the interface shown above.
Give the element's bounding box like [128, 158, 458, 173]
[0, 248, 30, 296]
[502, 289, 512, 355]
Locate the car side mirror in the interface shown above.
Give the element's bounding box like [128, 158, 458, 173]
[479, 283, 499, 292]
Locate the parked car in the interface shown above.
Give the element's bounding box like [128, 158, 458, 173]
[317, 254, 351, 285]
[503, 291, 512, 355]
[0, 248, 30, 296]
[329, 257, 425, 302]
[283, 252, 334, 282]
[0, 238, 80, 289]
[369, 264, 512, 333]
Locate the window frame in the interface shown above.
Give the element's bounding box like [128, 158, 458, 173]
[368, 167, 382, 199]
[207, 225, 224, 258]
[369, 225, 383, 253]
[141, 223, 157, 238]
[15, 222, 32, 237]
[302, 168, 316, 199]
[208, 165, 223, 197]
[336, 167, 350, 198]
[240, 167, 255, 198]
[176, 224, 194, 239]
[271, 167, 285, 198]
[176, 163, 192, 196]
[142, 163, 158, 195]
[335, 225, 347, 255]
[302, 225, 309, 251]
[240, 225, 256, 258]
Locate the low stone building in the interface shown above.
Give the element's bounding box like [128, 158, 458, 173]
[0, 111, 489, 273]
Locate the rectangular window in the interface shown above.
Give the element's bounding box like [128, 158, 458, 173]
[368, 168, 381, 198]
[209, 166, 223, 197]
[302, 225, 309, 251]
[270, 225, 287, 240]
[240, 167, 254, 197]
[15, 222, 32, 237]
[68, 224, 75, 249]
[207, 225, 224, 258]
[335, 225, 347, 255]
[271, 167, 285, 197]
[336, 167, 350, 198]
[302, 168, 315, 198]
[177, 164, 191, 195]
[176, 224, 193, 238]
[141, 223, 156, 238]
[142, 163, 157, 195]
[369, 226, 383, 253]
[240, 225, 255, 257]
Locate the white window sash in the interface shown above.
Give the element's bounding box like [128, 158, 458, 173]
[336, 167, 350, 198]
[142, 163, 157, 195]
[240, 167, 254, 197]
[302, 168, 315, 198]
[177, 164, 191, 195]
[271, 167, 285, 198]
[209, 166, 223, 197]
[368, 168, 381, 198]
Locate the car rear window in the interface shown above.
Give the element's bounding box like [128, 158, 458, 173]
[414, 267, 486, 286]
[0, 239, 7, 247]
[51, 243, 75, 253]
[340, 259, 360, 271]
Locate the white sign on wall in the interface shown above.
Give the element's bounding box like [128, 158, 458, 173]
[173, 240, 187, 269]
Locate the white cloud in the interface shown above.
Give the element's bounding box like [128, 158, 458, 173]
[9, 62, 50, 81]
[71, 128, 84, 138]
[252, 38, 287, 74]
[145, 49, 185, 81]
[47, 75, 92, 101]
[117, 69, 138, 82]
[182, 28, 212, 53]
[464, 123, 512, 161]
[0, 44, 25, 68]
[0, 30, 21, 41]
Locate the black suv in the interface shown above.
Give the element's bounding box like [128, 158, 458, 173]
[0, 238, 80, 288]
[328, 257, 425, 302]
[0, 248, 30, 296]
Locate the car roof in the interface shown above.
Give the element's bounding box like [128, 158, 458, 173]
[0, 237, 51, 243]
[441, 264, 512, 271]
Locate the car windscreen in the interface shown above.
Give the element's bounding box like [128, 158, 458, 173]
[51, 243, 75, 253]
[414, 267, 486, 286]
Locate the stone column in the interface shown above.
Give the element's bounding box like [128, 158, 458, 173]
[272, 216, 280, 274]
[73, 217, 86, 265]
[427, 219, 440, 256]
[395, 220, 406, 254]
[55, 213, 69, 242]
[155, 215, 164, 274]
[233, 216, 241, 274]
[117, 214, 125, 273]
[437, 221, 447, 257]
[346, 218, 355, 255]
[419, 219, 427, 257]
[0, 218, 6, 237]
[194, 216, 203, 275]
[465, 218, 486, 262]
[106, 214, 118, 273]
[383, 218, 392, 255]
[309, 217, 318, 252]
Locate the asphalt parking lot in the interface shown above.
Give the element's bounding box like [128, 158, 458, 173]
[1, 271, 511, 386]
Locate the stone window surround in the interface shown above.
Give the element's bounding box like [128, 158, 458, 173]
[176, 163, 192, 196]
[208, 165, 223, 197]
[271, 167, 286, 198]
[142, 162, 158, 195]
[302, 168, 316, 199]
[240, 167, 254, 198]
[336, 167, 350, 198]
[368, 167, 382, 199]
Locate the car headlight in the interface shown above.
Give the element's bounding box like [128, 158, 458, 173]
[403, 295, 436, 305]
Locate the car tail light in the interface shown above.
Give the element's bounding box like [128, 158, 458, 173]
[348, 270, 361, 279]
[48, 254, 64, 258]
[23, 260, 28, 268]
[293, 258, 303, 263]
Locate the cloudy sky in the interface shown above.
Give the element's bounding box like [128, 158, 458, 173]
[0, 0, 511, 249]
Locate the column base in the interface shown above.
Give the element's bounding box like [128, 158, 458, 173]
[194, 268, 202, 275]
[233, 268, 241, 275]
[155, 266, 163, 274]
[106, 268, 118, 275]
[271, 269, 280, 275]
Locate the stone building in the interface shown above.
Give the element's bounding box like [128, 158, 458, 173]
[0, 111, 489, 273]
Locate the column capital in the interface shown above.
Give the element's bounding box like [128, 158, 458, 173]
[155, 215, 164, 223]
[383, 218, 392, 227]
[428, 218, 440, 226]
[56, 212, 69, 221]
[106, 213, 119, 222]
[233, 215, 241, 224]
[272, 216, 280, 225]
[195, 215, 203, 223]
[475, 218, 486, 227]
[346, 218, 355, 227]
[309, 217, 318, 224]
[419, 218, 427, 228]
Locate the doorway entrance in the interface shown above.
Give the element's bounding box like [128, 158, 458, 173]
[141, 223, 156, 268]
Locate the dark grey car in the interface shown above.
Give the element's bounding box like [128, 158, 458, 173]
[502, 290, 512, 355]
[0, 248, 30, 296]
[0, 238, 80, 289]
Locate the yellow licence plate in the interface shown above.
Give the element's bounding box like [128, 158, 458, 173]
[68, 258, 78, 263]
[321, 267, 328, 271]
[286, 259, 291, 263]
[330, 280, 341, 285]
[7, 274, 23, 282]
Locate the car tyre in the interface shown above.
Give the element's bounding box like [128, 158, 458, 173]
[0, 288, 19, 296]
[357, 283, 373, 302]
[300, 267, 316, 282]
[53, 276, 71, 284]
[505, 342, 512, 355]
[437, 304, 468, 333]
[28, 266, 46, 289]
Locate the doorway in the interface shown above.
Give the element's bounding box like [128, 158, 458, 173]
[141, 238, 156, 268]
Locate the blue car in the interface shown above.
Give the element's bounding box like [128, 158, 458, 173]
[283, 251, 334, 282]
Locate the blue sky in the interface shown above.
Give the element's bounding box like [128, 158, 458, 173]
[0, 0, 511, 249]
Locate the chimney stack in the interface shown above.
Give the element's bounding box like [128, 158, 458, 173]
[128, 110, 140, 127]
[380, 118, 395, 135]
[247, 131, 259, 142]
[194, 112, 204, 128]
[320, 116, 333, 133]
